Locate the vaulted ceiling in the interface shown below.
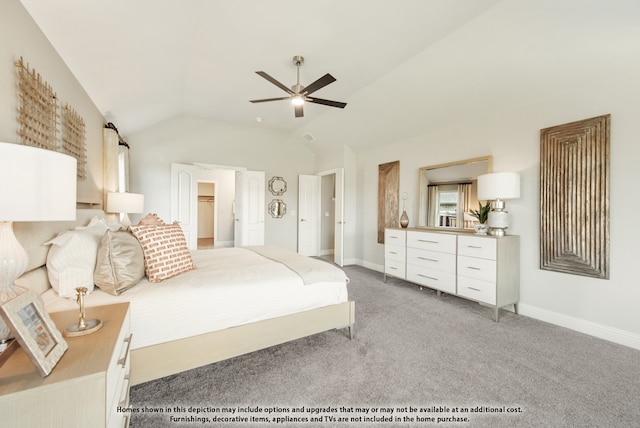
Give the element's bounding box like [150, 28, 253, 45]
[19, 0, 639, 151]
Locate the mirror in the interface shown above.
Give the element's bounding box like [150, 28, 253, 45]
[268, 176, 287, 196]
[268, 199, 287, 218]
[417, 156, 492, 230]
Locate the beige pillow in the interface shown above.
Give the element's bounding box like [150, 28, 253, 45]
[94, 230, 145, 295]
[130, 223, 196, 283]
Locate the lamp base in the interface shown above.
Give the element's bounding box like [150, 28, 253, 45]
[487, 208, 510, 237]
[0, 221, 28, 340]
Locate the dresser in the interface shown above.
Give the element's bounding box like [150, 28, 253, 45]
[384, 228, 519, 321]
[0, 303, 132, 428]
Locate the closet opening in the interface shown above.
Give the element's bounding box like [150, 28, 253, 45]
[197, 182, 215, 249]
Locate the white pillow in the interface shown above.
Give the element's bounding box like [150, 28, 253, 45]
[45, 217, 112, 299]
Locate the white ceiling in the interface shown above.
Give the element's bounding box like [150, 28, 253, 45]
[19, 0, 640, 151]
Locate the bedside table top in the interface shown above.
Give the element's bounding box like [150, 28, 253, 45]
[0, 302, 130, 396]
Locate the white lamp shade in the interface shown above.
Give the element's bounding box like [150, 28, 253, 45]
[107, 192, 144, 214]
[0, 142, 77, 221]
[477, 172, 520, 200]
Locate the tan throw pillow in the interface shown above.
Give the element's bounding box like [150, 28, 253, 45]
[130, 223, 196, 283]
[94, 230, 145, 295]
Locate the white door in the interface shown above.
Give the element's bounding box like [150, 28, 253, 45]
[333, 169, 345, 266]
[234, 170, 265, 246]
[298, 174, 320, 256]
[171, 163, 199, 249]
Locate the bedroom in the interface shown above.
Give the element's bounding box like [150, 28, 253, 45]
[1, 0, 639, 426]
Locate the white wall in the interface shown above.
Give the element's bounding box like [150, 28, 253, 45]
[0, 0, 104, 203]
[127, 116, 315, 251]
[356, 66, 640, 348]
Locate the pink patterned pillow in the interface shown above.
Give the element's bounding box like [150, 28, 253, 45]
[130, 223, 196, 283]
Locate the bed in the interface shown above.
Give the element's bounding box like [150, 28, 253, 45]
[14, 209, 355, 385]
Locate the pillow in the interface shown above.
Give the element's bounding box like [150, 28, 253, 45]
[94, 230, 145, 295]
[45, 229, 102, 298]
[136, 213, 166, 226]
[130, 222, 196, 283]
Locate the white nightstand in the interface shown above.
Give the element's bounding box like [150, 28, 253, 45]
[0, 303, 132, 428]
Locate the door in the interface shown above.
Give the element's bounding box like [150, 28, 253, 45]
[333, 169, 345, 266]
[171, 163, 199, 249]
[298, 174, 320, 256]
[234, 170, 265, 246]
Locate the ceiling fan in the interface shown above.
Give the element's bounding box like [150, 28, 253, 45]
[250, 55, 347, 118]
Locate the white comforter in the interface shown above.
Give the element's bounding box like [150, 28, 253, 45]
[43, 247, 349, 349]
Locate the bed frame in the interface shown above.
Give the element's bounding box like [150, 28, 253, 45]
[14, 209, 355, 386]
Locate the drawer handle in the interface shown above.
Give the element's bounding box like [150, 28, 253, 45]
[389, 251, 398, 255]
[118, 334, 133, 367]
[466, 266, 481, 270]
[118, 374, 132, 408]
[418, 239, 439, 244]
[467, 245, 482, 249]
[467, 287, 482, 292]
[418, 257, 438, 262]
[389, 236, 398, 239]
[417, 274, 438, 281]
[389, 266, 397, 270]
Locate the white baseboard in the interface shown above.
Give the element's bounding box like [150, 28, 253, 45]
[214, 240, 234, 248]
[320, 249, 334, 256]
[518, 303, 640, 351]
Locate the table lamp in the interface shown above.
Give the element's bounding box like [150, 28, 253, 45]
[0, 142, 77, 341]
[477, 172, 520, 236]
[106, 192, 144, 228]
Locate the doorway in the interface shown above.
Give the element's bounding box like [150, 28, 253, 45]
[197, 182, 215, 249]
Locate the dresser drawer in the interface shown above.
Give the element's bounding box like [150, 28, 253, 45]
[457, 276, 496, 305]
[407, 264, 456, 294]
[458, 255, 497, 283]
[385, 258, 406, 278]
[458, 235, 497, 260]
[407, 231, 456, 253]
[385, 244, 405, 262]
[385, 229, 406, 246]
[407, 247, 456, 273]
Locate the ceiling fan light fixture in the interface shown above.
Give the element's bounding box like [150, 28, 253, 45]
[291, 95, 305, 106]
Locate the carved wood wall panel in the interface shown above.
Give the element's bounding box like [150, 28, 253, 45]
[540, 114, 610, 279]
[378, 161, 399, 243]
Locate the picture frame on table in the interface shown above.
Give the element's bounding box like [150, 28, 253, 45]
[0, 290, 68, 376]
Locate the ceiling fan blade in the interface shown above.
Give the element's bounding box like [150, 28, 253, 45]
[255, 71, 294, 95]
[302, 73, 336, 96]
[294, 104, 304, 118]
[249, 97, 290, 103]
[307, 97, 347, 109]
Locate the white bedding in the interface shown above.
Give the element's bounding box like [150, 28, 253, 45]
[43, 247, 349, 350]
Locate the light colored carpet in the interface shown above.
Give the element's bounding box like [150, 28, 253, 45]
[129, 265, 640, 427]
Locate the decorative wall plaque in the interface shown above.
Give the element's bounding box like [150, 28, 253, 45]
[61, 104, 87, 178]
[540, 114, 610, 279]
[378, 161, 400, 243]
[16, 57, 59, 151]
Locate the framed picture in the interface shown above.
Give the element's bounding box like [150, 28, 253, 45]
[0, 290, 68, 376]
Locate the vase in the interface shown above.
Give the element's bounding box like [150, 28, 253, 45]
[400, 210, 409, 228]
[474, 223, 489, 235]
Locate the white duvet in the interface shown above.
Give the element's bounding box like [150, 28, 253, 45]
[43, 247, 349, 350]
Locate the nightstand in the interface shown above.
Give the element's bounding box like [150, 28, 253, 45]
[0, 303, 132, 428]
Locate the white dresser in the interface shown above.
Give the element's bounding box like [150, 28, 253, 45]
[0, 303, 132, 428]
[384, 228, 519, 321]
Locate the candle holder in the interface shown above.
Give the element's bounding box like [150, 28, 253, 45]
[63, 287, 102, 337]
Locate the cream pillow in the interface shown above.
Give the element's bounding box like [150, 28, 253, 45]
[45, 229, 101, 298]
[94, 230, 145, 295]
[130, 222, 196, 283]
[45, 216, 112, 298]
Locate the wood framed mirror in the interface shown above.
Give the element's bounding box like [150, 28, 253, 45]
[417, 156, 492, 231]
